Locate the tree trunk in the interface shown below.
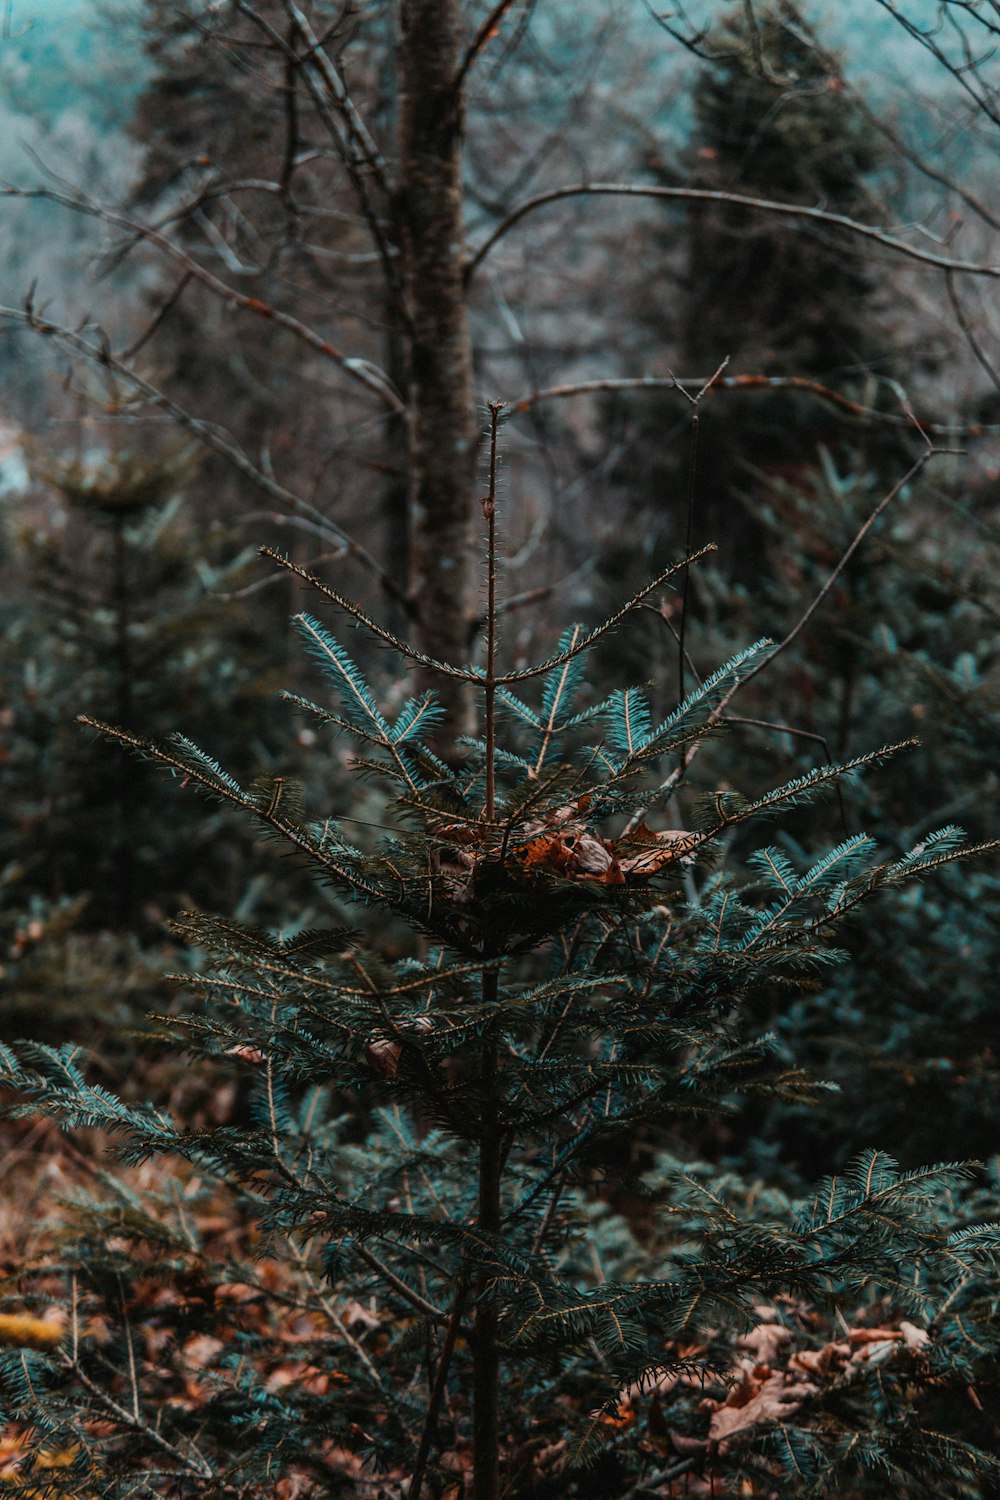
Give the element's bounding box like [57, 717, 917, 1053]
[396, 0, 479, 736]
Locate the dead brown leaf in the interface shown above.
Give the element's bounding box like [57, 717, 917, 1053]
[704, 1367, 818, 1446]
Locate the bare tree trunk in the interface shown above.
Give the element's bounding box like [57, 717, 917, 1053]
[396, 0, 478, 736]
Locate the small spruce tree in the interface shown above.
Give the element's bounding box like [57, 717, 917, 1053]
[1, 413, 997, 1498]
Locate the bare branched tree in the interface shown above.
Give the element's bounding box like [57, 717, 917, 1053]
[3, 0, 999, 729]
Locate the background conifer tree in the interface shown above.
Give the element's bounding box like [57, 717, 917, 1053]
[603, 0, 903, 586]
[686, 451, 1000, 1174]
[0, 445, 327, 1052]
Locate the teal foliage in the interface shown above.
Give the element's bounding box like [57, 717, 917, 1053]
[0, 541, 996, 1496]
[693, 453, 1000, 1172]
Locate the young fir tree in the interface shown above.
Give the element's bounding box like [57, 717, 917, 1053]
[0, 414, 997, 1498]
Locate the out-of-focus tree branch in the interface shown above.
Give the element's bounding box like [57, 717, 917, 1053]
[945, 269, 1000, 395]
[234, 0, 402, 300]
[467, 181, 1000, 283]
[453, 0, 524, 97]
[874, 0, 1000, 129]
[0, 184, 405, 413]
[508, 372, 1000, 437]
[0, 301, 408, 607]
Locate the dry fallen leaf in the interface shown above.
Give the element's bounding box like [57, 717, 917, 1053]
[705, 1367, 818, 1445]
[182, 1333, 224, 1368]
[737, 1320, 792, 1365]
[899, 1320, 930, 1352]
[366, 1035, 402, 1079]
[616, 824, 701, 877]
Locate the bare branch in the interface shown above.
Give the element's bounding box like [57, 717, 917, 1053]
[0, 302, 407, 606]
[233, 1, 402, 299]
[453, 0, 523, 97]
[945, 269, 1000, 394]
[508, 372, 1000, 438]
[466, 182, 1000, 284]
[281, 0, 390, 193]
[120, 271, 193, 362]
[874, 0, 1000, 129]
[1, 184, 405, 413]
[800, 30, 1000, 234]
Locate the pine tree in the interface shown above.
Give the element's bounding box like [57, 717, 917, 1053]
[0, 414, 997, 1497]
[0, 445, 292, 933]
[603, 0, 901, 589]
[682, 0, 887, 388]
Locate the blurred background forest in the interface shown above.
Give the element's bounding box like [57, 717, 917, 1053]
[1, 1, 999, 1492]
[3, 0, 998, 1171]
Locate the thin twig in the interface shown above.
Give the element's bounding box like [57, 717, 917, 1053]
[281, 0, 390, 192]
[0, 185, 405, 412]
[0, 302, 407, 605]
[408, 1286, 468, 1500]
[508, 371, 1000, 438]
[945, 268, 1000, 394]
[736, 449, 938, 691]
[59, 1356, 216, 1479]
[673, 359, 729, 701]
[120, 271, 193, 362]
[453, 0, 523, 97]
[261, 542, 717, 686]
[483, 402, 504, 820]
[352, 1242, 448, 1324]
[239, 0, 402, 301]
[466, 181, 1000, 284]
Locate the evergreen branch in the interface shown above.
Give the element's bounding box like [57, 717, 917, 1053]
[738, 451, 938, 692]
[295, 614, 390, 734]
[262, 544, 716, 686]
[702, 741, 918, 839]
[533, 625, 586, 773]
[393, 692, 445, 745]
[790, 837, 1000, 938]
[294, 616, 428, 794]
[58, 1355, 217, 1480]
[76, 717, 388, 902]
[261, 549, 477, 679]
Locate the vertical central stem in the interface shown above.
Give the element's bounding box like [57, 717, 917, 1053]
[111, 510, 135, 926]
[482, 402, 502, 822]
[474, 402, 504, 1500]
[474, 967, 501, 1500]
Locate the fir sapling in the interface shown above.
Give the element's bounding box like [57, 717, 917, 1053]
[0, 409, 997, 1499]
